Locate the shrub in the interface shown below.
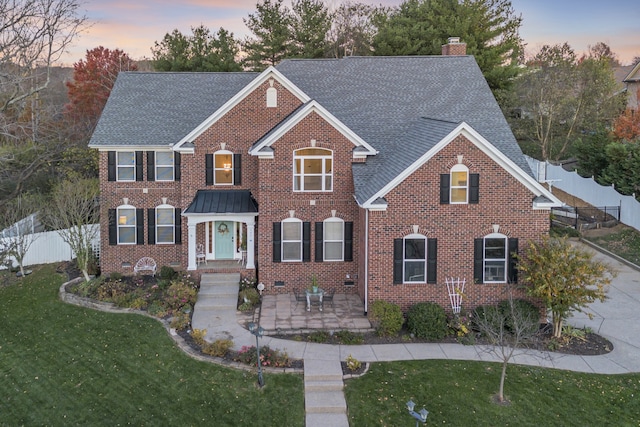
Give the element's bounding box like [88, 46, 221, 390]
[202, 339, 234, 357]
[239, 288, 260, 305]
[109, 272, 123, 281]
[190, 329, 207, 346]
[234, 345, 291, 367]
[96, 279, 128, 302]
[147, 301, 169, 318]
[471, 304, 503, 332]
[159, 266, 177, 280]
[165, 280, 197, 311]
[238, 301, 254, 312]
[345, 354, 362, 372]
[406, 302, 448, 340]
[130, 297, 148, 310]
[369, 300, 404, 337]
[498, 298, 541, 332]
[307, 331, 329, 343]
[239, 276, 256, 291]
[170, 312, 191, 331]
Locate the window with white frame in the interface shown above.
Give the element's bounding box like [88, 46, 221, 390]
[156, 206, 175, 244]
[450, 164, 469, 203]
[293, 148, 332, 192]
[155, 152, 174, 181]
[484, 234, 507, 283]
[117, 152, 135, 181]
[117, 206, 136, 244]
[324, 218, 344, 261]
[282, 218, 302, 261]
[214, 151, 233, 185]
[404, 235, 427, 283]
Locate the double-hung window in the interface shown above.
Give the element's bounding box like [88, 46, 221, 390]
[282, 219, 302, 261]
[450, 164, 469, 203]
[215, 152, 233, 185]
[404, 236, 427, 283]
[293, 148, 332, 192]
[323, 218, 344, 261]
[156, 206, 175, 244]
[117, 206, 136, 244]
[117, 152, 135, 181]
[155, 152, 174, 181]
[483, 235, 507, 283]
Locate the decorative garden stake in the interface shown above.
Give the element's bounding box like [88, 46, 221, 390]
[248, 322, 265, 387]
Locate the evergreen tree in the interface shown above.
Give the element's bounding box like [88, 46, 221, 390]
[243, 0, 294, 71]
[290, 0, 332, 58]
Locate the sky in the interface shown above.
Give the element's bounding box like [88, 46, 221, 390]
[60, 0, 640, 66]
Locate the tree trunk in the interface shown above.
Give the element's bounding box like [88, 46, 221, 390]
[553, 315, 563, 338]
[498, 360, 507, 403]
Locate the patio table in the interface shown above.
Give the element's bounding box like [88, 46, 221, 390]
[305, 288, 324, 311]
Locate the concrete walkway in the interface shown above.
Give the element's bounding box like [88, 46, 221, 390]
[190, 242, 640, 427]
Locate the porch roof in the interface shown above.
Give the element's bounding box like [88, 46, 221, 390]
[184, 190, 258, 214]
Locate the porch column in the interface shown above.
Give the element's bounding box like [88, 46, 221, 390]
[246, 218, 256, 269]
[187, 222, 197, 271]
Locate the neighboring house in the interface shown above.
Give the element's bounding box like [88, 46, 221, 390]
[615, 61, 640, 111]
[89, 39, 562, 313]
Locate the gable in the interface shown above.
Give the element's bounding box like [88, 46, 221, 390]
[360, 120, 562, 210]
[174, 67, 311, 152]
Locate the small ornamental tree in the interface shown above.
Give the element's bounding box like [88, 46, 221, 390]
[518, 237, 615, 339]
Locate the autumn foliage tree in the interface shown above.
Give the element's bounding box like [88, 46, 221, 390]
[64, 47, 138, 140]
[613, 108, 640, 142]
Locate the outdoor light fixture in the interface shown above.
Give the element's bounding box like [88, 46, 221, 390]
[406, 400, 428, 426]
[248, 322, 265, 387]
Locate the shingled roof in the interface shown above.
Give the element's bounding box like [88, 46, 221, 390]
[89, 56, 532, 206]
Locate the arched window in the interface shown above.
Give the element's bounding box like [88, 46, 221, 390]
[155, 204, 175, 244]
[117, 205, 136, 244]
[323, 217, 344, 261]
[266, 87, 277, 107]
[214, 150, 234, 185]
[293, 148, 333, 192]
[281, 217, 302, 262]
[450, 164, 469, 203]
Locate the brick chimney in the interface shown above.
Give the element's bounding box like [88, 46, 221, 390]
[441, 37, 467, 55]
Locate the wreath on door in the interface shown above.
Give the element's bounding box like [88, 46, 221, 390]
[217, 222, 229, 235]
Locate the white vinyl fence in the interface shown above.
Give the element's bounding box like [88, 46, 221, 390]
[525, 156, 640, 232]
[1, 224, 100, 269]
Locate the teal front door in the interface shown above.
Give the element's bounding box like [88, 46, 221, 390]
[214, 221, 234, 259]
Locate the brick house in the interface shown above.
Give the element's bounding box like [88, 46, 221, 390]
[89, 39, 562, 313]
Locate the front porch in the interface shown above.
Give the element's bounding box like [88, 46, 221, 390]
[257, 293, 373, 335]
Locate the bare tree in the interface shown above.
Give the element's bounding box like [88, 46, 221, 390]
[43, 178, 99, 282]
[1, 193, 42, 277]
[473, 289, 543, 404]
[326, 2, 378, 58]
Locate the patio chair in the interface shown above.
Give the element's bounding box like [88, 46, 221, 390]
[293, 289, 307, 309]
[322, 288, 335, 308]
[196, 243, 206, 265]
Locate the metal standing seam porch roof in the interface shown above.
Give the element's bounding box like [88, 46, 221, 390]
[183, 190, 258, 214]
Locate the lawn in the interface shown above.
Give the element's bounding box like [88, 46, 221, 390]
[583, 226, 640, 266]
[344, 360, 640, 426]
[0, 265, 304, 426]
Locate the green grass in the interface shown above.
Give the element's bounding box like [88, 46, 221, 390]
[344, 360, 640, 426]
[584, 227, 640, 266]
[0, 265, 304, 426]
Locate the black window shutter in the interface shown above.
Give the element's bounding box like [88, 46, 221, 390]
[175, 208, 182, 244]
[147, 208, 156, 245]
[174, 152, 181, 181]
[508, 238, 519, 283]
[205, 154, 213, 185]
[147, 152, 155, 182]
[272, 222, 281, 262]
[303, 222, 311, 262]
[233, 154, 241, 185]
[108, 209, 117, 245]
[427, 238, 437, 283]
[315, 222, 323, 262]
[474, 238, 484, 283]
[344, 221, 353, 262]
[469, 173, 479, 204]
[393, 238, 403, 284]
[135, 151, 144, 181]
[136, 208, 144, 245]
[108, 151, 116, 181]
[440, 174, 450, 204]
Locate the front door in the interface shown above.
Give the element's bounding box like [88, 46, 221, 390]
[214, 221, 235, 259]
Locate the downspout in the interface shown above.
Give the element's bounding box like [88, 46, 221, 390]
[364, 208, 369, 315]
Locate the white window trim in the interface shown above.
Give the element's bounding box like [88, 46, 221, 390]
[281, 218, 302, 262]
[293, 148, 333, 192]
[403, 233, 427, 284]
[450, 163, 469, 204]
[214, 150, 234, 185]
[156, 204, 175, 244]
[116, 151, 135, 182]
[155, 151, 175, 182]
[483, 232, 507, 284]
[323, 217, 344, 261]
[117, 204, 136, 245]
